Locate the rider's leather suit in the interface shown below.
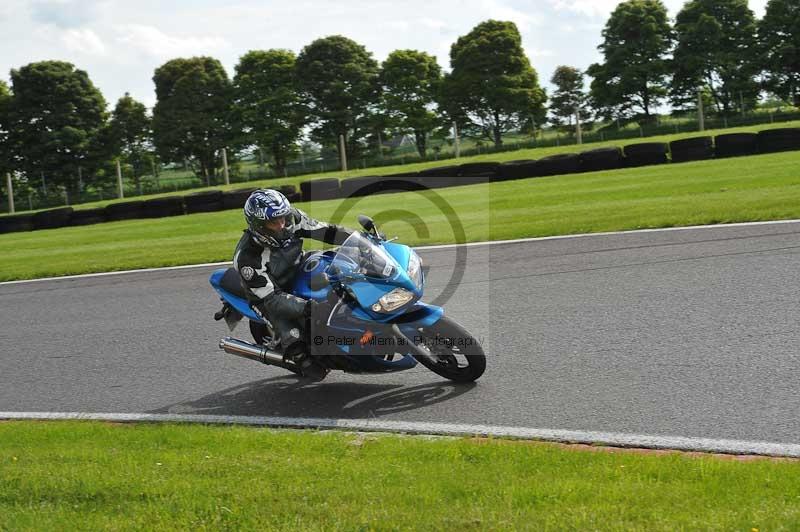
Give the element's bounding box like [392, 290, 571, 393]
[233, 207, 352, 348]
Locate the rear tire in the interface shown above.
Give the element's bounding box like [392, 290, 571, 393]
[412, 316, 486, 382]
[250, 321, 269, 345]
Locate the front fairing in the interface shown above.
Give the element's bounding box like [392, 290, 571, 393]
[331, 233, 423, 319]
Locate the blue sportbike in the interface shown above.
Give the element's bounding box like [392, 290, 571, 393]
[210, 215, 486, 382]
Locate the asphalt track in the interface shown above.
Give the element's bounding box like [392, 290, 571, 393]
[1, 221, 799, 449]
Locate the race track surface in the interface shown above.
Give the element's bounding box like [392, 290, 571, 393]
[2, 222, 799, 444]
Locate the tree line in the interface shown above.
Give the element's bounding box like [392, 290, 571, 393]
[0, 0, 798, 201]
[550, 0, 799, 130]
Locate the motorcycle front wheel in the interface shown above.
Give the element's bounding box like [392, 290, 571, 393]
[412, 316, 486, 382]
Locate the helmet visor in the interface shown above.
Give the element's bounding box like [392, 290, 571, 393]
[254, 214, 291, 237]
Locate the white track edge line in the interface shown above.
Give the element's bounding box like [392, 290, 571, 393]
[1, 411, 798, 458]
[3, 219, 800, 286]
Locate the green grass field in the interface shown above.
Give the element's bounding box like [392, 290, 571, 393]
[3, 120, 799, 216]
[1, 150, 799, 282]
[1, 421, 798, 530]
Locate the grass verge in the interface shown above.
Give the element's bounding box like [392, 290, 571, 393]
[0, 421, 798, 530]
[1, 151, 800, 282]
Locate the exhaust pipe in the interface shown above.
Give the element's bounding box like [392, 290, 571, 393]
[219, 337, 299, 373]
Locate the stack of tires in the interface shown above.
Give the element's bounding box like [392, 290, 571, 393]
[456, 162, 500, 185]
[714, 133, 758, 158]
[669, 137, 714, 163]
[0, 214, 35, 234]
[222, 188, 256, 210]
[624, 143, 669, 167]
[536, 153, 581, 176]
[142, 196, 184, 218]
[495, 160, 538, 182]
[417, 165, 460, 189]
[757, 128, 800, 154]
[579, 147, 624, 172]
[69, 208, 107, 226]
[184, 190, 223, 214]
[105, 201, 144, 222]
[300, 178, 341, 202]
[32, 207, 74, 230]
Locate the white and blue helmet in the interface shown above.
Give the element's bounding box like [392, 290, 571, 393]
[244, 189, 292, 246]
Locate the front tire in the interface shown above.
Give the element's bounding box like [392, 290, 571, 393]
[411, 316, 486, 382]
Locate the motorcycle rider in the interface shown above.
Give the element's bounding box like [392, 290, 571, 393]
[234, 189, 353, 378]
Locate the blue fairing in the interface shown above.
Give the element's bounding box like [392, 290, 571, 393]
[209, 268, 261, 321]
[210, 239, 443, 374]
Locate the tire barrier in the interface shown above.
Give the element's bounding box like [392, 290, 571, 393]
[5, 126, 800, 235]
[456, 172, 494, 186]
[278, 184, 297, 196]
[32, 207, 74, 230]
[579, 147, 624, 172]
[0, 213, 34, 234]
[418, 165, 460, 178]
[416, 175, 460, 189]
[341, 176, 400, 198]
[624, 142, 669, 167]
[69, 208, 107, 227]
[184, 190, 224, 214]
[756, 128, 800, 154]
[536, 153, 581, 176]
[714, 133, 758, 158]
[669, 136, 714, 163]
[142, 196, 185, 218]
[384, 171, 420, 178]
[300, 178, 341, 202]
[495, 160, 538, 181]
[457, 162, 501, 176]
[222, 188, 255, 211]
[105, 201, 145, 222]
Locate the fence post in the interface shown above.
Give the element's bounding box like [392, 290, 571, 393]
[222, 148, 230, 186]
[116, 159, 124, 199]
[339, 134, 348, 172]
[6, 173, 14, 214]
[698, 90, 705, 132]
[453, 122, 460, 158]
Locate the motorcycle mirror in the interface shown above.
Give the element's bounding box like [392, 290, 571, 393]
[358, 215, 375, 232]
[309, 272, 329, 291]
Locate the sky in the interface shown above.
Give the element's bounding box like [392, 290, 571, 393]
[0, 0, 769, 111]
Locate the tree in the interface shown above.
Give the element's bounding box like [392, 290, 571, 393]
[7, 61, 107, 198]
[232, 50, 305, 174]
[106, 93, 152, 195]
[549, 66, 588, 132]
[671, 0, 760, 114]
[759, 0, 800, 105]
[587, 0, 672, 121]
[440, 20, 546, 148]
[152, 57, 232, 184]
[295, 36, 380, 159]
[380, 50, 442, 158]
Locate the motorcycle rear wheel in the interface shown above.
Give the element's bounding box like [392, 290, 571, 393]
[412, 316, 486, 382]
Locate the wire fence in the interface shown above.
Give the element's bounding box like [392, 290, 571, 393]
[3, 108, 800, 214]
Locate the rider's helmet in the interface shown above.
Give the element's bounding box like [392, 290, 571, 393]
[244, 189, 293, 247]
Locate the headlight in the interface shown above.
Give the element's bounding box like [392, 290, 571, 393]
[375, 287, 415, 312]
[407, 252, 423, 288]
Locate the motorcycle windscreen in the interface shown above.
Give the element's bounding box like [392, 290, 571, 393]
[331, 232, 403, 281]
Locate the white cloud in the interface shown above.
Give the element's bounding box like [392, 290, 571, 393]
[61, 28, 105, 55]
[115, 24, 231, 59]
[481, 0, 542, 30]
